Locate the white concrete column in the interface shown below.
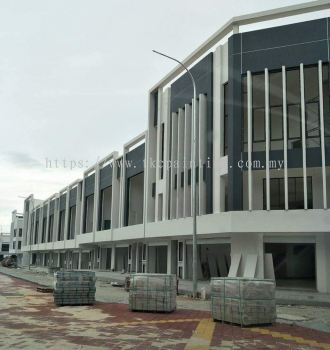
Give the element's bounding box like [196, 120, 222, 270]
[282, 66, 289, 210]
[182, 240, 187, 280]
[37, 209, 42, 246]
[265, 69, 270, 211]
[45, 200, 50, 244]
[110, 152, 120, 233]
[64, 187, 70, 246]
[79, 180, 85, 234]
[184, 104, 192, 217]
[163, 88, 171, 221]
[110, 244, 116, 271]
[75, 183, 82, 245]
[53, 195, 60, 243]
[231, 233, 264, 278]
[93, 165, 100, 239]
[213, 45, 222, 213]
[78, 250, 82, 270]
[167, 240, 172, 274]
[177, 108, 184, 218]
[316, 233, 328, 293]
[300, 64, 308, 209]
[170, 112, 178, 219]
[247, 71, 253, 211]
[191, 98, 200, 215]
[135, 243, 139, 273]
[318, 60, 327, 209]
[119, 153, 126, 228]
[199, 93, 207, 216]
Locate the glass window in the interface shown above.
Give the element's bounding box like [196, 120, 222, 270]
[252, 73, 265, 108]
[269, 72, 283, 150]
[269, 72, 282, 106]
[253, 108, 265, 142]
[288, 105, 301, 146]
[263, 177, 312, 210]
[305, 66, 320, 148]
[68, 206, 76, 240]
[286, 68, 302, 150]
[322, 64, 330, 145]
[99, 187, 112, 231]
[178, 242, 183, 262]
[34, 220, 39, 244]
[58, 210, 65, 241]
[42, 217, 47, 243]
[223, 83, 229, 156]
[286, 69, 300, 105]
[84, 194, 94, 233]
[271, 106, 283, 140]
[48, 215, 54, 242]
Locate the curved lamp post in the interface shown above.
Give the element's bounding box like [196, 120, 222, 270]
[152, 50, 198, 298]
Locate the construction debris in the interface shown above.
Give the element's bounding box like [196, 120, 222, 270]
[0, 255, 17, 268]
[53, 271, 96, 306]
[36, 286, 53, 293]
[129, 273, 176, 313]
[211, 277, 276, 326]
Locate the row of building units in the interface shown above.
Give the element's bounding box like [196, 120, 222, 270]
[7, 4, 330, 294]
[20, 232, 330, 293]
[19, 163, 330, 249]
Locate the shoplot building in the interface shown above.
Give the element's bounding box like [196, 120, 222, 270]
[14, 1, 330, 293]
[8, 211, 24, 265]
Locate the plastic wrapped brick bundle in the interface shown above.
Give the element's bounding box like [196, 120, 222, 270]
[129, 274, 176, 312]
[210, 278, 275, 300]
[210, 277, 276, 326]
[53, 271, 96, 306]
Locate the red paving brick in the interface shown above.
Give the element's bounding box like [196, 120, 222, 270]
[0, 272, 329, 349]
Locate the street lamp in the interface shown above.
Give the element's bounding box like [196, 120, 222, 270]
[152, 50, 198, 298]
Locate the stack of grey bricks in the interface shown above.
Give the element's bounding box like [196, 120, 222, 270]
[129, 273, 176, 312]
[53, 271, 96, 306]
[211, 277, 276, 326]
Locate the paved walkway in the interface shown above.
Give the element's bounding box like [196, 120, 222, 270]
[0, 273, 330, 349]
[10, 266, 330, 306]
[1, 266, 330, 333]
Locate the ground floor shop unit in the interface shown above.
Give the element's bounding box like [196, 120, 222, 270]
[28, 231, 330, 294]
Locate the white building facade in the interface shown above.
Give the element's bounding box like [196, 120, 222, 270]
[20, 2, 330, 293]
[0, 232, 10, 261]
[9, 211, 24, 265]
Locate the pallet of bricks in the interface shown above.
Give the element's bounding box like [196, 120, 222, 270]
[211, 277, 276, 326]
[53, 271, 96, 306]
[129, 273, 176, 312]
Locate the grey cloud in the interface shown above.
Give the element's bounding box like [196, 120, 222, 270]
[2, 151, 42, 168]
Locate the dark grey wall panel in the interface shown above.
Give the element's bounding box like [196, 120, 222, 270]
[228, 37, 243, 211]
[241, 18, 327, 53]
[59, 194, 67, 211]
[227, 17, 330, 211]
[43, 205, 48, 217]
[84, 173, 95, 197]
[242, 40, 328, 73]
[69, 187, 77, 207]
[170, 53, 213, 214]
[36, 208, 40, 222]
[125, 143, 145, 179]
[100, 164, 113, 190]
[49, 200, 55, 215]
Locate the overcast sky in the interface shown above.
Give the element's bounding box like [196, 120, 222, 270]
[0, 0, 327, 231]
